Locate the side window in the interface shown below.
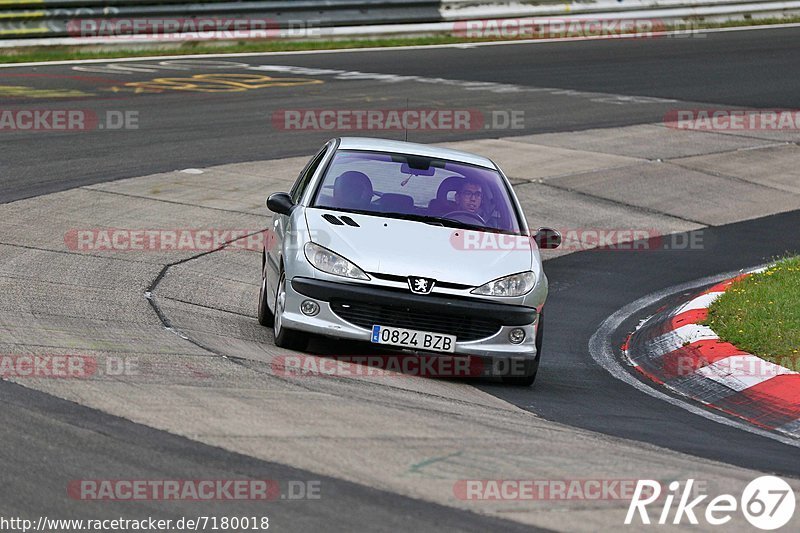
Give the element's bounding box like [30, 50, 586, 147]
[290, 147, 327, 203]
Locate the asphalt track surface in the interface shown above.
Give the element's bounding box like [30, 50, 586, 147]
[2, 25, 800, 529]
[0, 380, 541, 532]
[481, 210, 800, 477]
[1, 26, 799, 203]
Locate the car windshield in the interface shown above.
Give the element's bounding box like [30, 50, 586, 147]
[312, 149, 522, 233]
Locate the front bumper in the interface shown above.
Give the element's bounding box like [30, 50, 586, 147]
[281, 276, 540, 359]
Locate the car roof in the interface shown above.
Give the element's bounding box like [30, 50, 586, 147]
[336, 137, 497, 169]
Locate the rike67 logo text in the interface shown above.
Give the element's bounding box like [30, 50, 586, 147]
[626, 476, 795, 530]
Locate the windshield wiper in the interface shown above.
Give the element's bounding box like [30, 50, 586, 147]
[378, 212, 447, 226]
[314, 207, 493, 231]
[374, 211, 495, 231]
[437, 218, 489, 231]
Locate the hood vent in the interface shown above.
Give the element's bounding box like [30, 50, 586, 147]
[322, 214, 344, 225]
[321, 213, 360, 227]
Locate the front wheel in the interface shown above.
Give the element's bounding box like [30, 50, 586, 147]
[502, 313, 543, 386]
[257, 271, 274, 326]
[273, 272, 309, 351]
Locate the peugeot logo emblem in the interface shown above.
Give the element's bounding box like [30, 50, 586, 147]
[408, 276, 436, 294]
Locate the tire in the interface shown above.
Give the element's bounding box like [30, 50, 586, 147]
[273, 272, 309, 351]
[502, 312, 543, 386]
[257, 261, 274, 326]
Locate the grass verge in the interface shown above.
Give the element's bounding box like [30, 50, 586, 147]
[705, 257, 800, 366]
[0, 36, 469, 64]
[1, 16, 799, 64]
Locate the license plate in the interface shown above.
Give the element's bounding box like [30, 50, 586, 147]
[371, 325, 456, 353]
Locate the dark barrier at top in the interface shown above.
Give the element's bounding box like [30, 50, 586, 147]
[0, 0, 445, 39]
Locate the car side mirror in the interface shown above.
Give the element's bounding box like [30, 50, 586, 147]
[534, 227, 561, 249]
[266, 192, 295, 215]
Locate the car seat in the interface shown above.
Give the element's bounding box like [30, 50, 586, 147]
[332, 171, 373, 210]
[375, 193, 415, 214]
[427, 176, 464, 215]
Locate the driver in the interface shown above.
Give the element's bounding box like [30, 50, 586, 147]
[454, 178, 483, 214]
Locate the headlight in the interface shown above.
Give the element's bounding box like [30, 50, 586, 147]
[471, 271, 535, 297]
[304, 242, 369, 280]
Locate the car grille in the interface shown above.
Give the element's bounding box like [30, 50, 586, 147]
[330, 300, 503, 341]
[367, 272, 472, 291]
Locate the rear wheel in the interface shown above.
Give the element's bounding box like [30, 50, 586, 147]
[502, 312, 543, 386]
[273, 272, 309, 351]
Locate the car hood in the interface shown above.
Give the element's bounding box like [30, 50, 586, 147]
[305, 207, 535, 286]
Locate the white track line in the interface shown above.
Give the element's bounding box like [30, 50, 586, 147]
[644, 324, 719, 357]
[588, 265, 800, 448]
[676, 291, 724, 313]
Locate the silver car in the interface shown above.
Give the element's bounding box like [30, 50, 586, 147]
[258, 137, 560, 385]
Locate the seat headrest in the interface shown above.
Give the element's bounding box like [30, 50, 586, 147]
[333, 171, 373, 208]
[436, 176, 466, 201]
[377, 193, 414, 213]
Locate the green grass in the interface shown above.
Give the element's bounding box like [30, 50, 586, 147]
[0, 36, 469, 64]
[1, 16, 799, 64]
[705, 257, 800, 367]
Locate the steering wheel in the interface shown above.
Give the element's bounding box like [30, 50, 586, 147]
[442, 210, 486, 225]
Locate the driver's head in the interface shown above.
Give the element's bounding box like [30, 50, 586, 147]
[455, 178, 483, 213]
